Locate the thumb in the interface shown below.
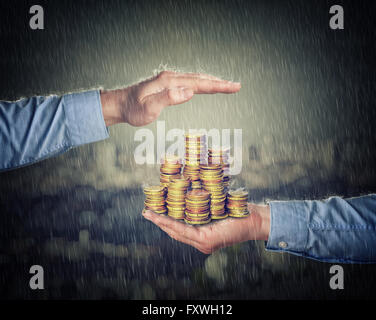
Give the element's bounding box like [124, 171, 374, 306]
[145, 87, 194, 113]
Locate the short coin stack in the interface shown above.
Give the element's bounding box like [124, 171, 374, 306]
[183, 133, 206, 188]
[143, 185, 167, 215]
[160, 155, 182, 188]
[226, 190, 250, 218]
[166, 176, 190, 220]
[184, 189, 211, 225]
[208, 148, 231, 188]
[191, 180, 202, 189]
[199, 164, 228, 220]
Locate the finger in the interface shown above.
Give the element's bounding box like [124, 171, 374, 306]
[141, 71, 240, 96]
[143, 87, 194, 116]
[143, 210, 200, 240]
[157, 223, 204, 249]
[143, 210, 207, 251]
[168, 78, 241, 94]
[174, 72, 223, 81]
[153, 70, 222, 81]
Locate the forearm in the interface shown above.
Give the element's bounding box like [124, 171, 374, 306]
[0, 90, 109, 171]
[266, 194, 376, 263]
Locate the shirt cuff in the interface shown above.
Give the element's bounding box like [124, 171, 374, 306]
[63, 90, 109, 146]
[265, 200, 309, 255]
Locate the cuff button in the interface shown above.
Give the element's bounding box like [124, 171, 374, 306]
[278, 241, 288, 249]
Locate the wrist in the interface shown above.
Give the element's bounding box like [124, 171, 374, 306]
[257, 204, 271, 241]
[100, 89, 127, 126]
[246, 204, 271, 241]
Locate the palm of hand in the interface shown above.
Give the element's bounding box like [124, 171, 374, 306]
[143, 203, 267, 254]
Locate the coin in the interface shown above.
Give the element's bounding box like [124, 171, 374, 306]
[167, 169, 190, 220]
[199, 163, 227, 218]
[208, 148, 231, 187]
[144, 132, 250, 224]
[184, 132, 207, 184]
[184, 217, 211, 225]
[143, 185, 167, 215]
[228, 190, 248, 198]
[186, 189, 210, 200]
[144, 185, 165, 193]
[184, 182, 211, 224]
[226, 189, 249, 218]
[160, 155, 183, 187]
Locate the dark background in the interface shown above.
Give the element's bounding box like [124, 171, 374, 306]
[0, 0, 376, 299]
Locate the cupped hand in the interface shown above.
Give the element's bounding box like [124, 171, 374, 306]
[100, 71, 241, 127]
[142, 203, 270, 254]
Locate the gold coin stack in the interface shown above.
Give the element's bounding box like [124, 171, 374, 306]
[191, 180, 202, 189]
[208, 148, 231, 188]
[166, 176, 190, 220]
[226, 190, 250, 218]
[183, 133, 207, 188]
[160, 155, 183, 188]
[184, 189, 211, 225]
[143, 185, 167, 215]
[199, 164, 228, 220]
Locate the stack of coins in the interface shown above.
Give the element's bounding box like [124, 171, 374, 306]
[166, 176, 190, 219]
[143, 185, 167, 215]
[160, 155, 183, 188]
[199, 164, 228, 220]
[184, 189, 211, 225]
[191, 180, 202, 189]
[208, 148, 231, 188]
[226, 190, 249, 218]
[183, 133, 207, 184]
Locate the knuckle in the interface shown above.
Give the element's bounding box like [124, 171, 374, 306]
[198, 246, 212, 254]
[169, 233, 179, 241]
[158, 71, 173, 80]
[145, 106, 158, 118]
[200, 230, 211, 243]
[166, 88, 177, 101]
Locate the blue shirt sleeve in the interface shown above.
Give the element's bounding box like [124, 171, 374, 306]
[0, 90, 109, 171]
[266, 194, 376, 263]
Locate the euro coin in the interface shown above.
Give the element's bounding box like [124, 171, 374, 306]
[160, 155, 183, 188]
[184, 217, 211, 225]
[228, 212, 250, 218]
[143, 185, 167, 215]
[225, 189, 249, 218]
[186, 189, 210, 200]
[227, 190, 248, 198]
[167, 169, 191, 220]
[199, 163, 226, 218]
[211, 214, 228, 220]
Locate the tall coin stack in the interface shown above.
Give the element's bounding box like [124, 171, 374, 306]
[184, 189, 211, 225]
[160, 155, 182, 188]
[226, 190, 250, 218]
[199, 164, 228, 220]
[183, 133, 207, 189]
[208, 148, 231, 188]
[143, 185, 167, 215]
[166, 176, 190, 220]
